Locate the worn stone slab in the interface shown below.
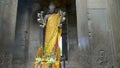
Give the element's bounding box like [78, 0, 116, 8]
[0, 0, 18, 68]
[87, 0, 106, 8]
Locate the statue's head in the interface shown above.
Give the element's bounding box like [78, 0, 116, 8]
[49, 2, 55, 13]
[35, 0, 70, 8]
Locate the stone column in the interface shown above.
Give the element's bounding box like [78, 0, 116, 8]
[12, 1, 34, 68]
[87, 0, 115, 68]
[76, 0, 117, 68]
[107, 0, 120, 68]
[0, 0, 18, 68]
[76, 0, 91, 68]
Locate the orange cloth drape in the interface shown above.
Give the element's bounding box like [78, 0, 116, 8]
[34, 13, 62, 68]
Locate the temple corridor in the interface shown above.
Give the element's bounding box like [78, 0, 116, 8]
[0, 0, 120, 68]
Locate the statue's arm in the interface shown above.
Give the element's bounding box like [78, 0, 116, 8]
[58, 10, 66, 28]
[37, 11, 46, 28]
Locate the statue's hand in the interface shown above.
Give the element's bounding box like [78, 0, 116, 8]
[61, 17, 66, 22]
[58, 23, 62, 28]
[37, 18, 45, 28]
[40, 23, 46, 28]
[37, 18, 42, 23]
[37, 11, 46, 28]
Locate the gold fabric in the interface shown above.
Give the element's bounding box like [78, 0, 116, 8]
[34, 13, 62, 68]
[36, 45, 43, 58]
[45, 14, 61, 56]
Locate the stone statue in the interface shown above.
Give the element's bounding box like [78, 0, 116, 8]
[34, 2, 66, 68]
[37, 2, 66, 28]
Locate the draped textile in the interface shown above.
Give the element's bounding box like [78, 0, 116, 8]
[34, 13, 62, 68]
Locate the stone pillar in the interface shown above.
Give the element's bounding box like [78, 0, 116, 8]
[26, 3, 41, 68]
[107, 0, 120, 68]
[12, 1, 34, 68]
[87, 0, 115, 68]
[0, 0, 18, 68]
[76, 0, 91, 68]
[66, 8, 79, 68]
[76, 0, 116, 68]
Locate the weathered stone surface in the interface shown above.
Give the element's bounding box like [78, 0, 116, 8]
[87, 0, 106, 8]
[12, 1, 34, 68]
[75, 0, 118, 68]
[0, 0, 18, 68]
[76, 0, 91, 68]
[1, 0, 120, 68]
[88, 9, 115, 68]
[107, 0, 120, 68]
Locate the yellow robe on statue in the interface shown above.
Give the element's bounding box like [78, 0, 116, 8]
[34, 13, 62, 68]
[45, 13, 61, 56]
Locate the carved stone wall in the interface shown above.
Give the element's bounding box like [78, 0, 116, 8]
[12, 0, 34, 68]
[76, 0, 91, 68]
[0, 0, 18, 68]
[88, 0, 115, 68]
[76, 0, 117, 68]
[13, 1, 30, 68]
[1, 0, 120, 68]
[26, 3, 42, 68]
[107, 0, 120, 68]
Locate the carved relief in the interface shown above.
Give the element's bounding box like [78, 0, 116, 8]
[97, 50, 108, 66]
[0, 47, 11, 68]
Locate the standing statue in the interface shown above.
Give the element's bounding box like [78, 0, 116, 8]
[34, 2, 66, 68]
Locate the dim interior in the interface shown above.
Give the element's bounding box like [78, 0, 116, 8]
[13, 0, 77, 68]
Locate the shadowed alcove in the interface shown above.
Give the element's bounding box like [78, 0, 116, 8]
[13, 0, 77, 68]
[1, 0, 120, 68]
